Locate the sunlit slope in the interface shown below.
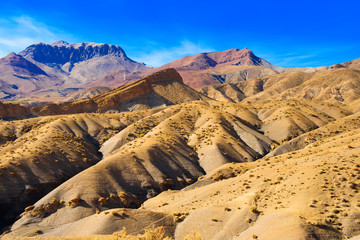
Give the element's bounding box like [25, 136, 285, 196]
[1, 99, 351, 238]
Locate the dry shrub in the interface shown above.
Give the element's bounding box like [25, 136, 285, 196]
[113, 226, 173, 240]
[183, 232, 203, 240]
[140, 226, 172, 240]
[113, 227, 137, 240]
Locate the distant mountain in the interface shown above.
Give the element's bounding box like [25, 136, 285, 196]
[156, 48, 281, 71]
[0, 41, 150, 101]
[19, 41, 150, 85]
[93, 48, 283, 89]
[0, 52, 47, 76]
[1, 42, 360, 104]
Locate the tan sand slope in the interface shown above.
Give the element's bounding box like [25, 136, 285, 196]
[1, 99, 352, 238]
[141, 119, 360, 239]
[0, 110, 157, 229]
[5, 105, 360, 239]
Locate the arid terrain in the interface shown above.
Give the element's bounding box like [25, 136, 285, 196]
[1, 45, 360, 239]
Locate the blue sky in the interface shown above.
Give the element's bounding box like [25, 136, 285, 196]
[0, 0, 359, 68]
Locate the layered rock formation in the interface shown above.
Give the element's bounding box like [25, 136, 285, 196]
[31, 68, 208, 116]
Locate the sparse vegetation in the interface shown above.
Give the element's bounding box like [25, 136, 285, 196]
[1, 98, 360, 239]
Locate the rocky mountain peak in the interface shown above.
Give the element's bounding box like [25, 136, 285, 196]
[216, 48, 261, 66]
[0, 52, 47, 75]
[50, 40, 70, 46]
[1, 52, 21, 64]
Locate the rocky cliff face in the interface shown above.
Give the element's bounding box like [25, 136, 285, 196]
[19, 41, 150, 84]
[19, 42, 132, 71]
[0, 102, 31, 118]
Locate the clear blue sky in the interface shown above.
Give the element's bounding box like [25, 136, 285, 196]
[0, 0, 359, 68]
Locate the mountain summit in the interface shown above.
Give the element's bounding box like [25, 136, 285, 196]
[50, 40, 70, 46]
[155, 48, 278, 71]
[19, 41, 148, 75]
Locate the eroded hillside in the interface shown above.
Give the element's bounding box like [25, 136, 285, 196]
[199, 68, 360, 107]
[0, 99, 354, 239]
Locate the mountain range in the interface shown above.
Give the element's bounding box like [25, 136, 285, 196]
[2, 41, 359, 106]
[0, 41, 295, 102]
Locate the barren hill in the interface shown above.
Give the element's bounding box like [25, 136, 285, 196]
[335, 58, 360, 70]
[142, 118, 360, 239]
[0, 98, 352, 238]
[0, 110, 157, 230]
[198, 68, 360, 106]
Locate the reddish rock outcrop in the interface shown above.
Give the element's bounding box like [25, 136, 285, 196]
[0, 102, 31, 118]
[31, 99, 97, 116]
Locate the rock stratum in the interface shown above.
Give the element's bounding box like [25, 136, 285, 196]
[0, 102, 31, 118]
